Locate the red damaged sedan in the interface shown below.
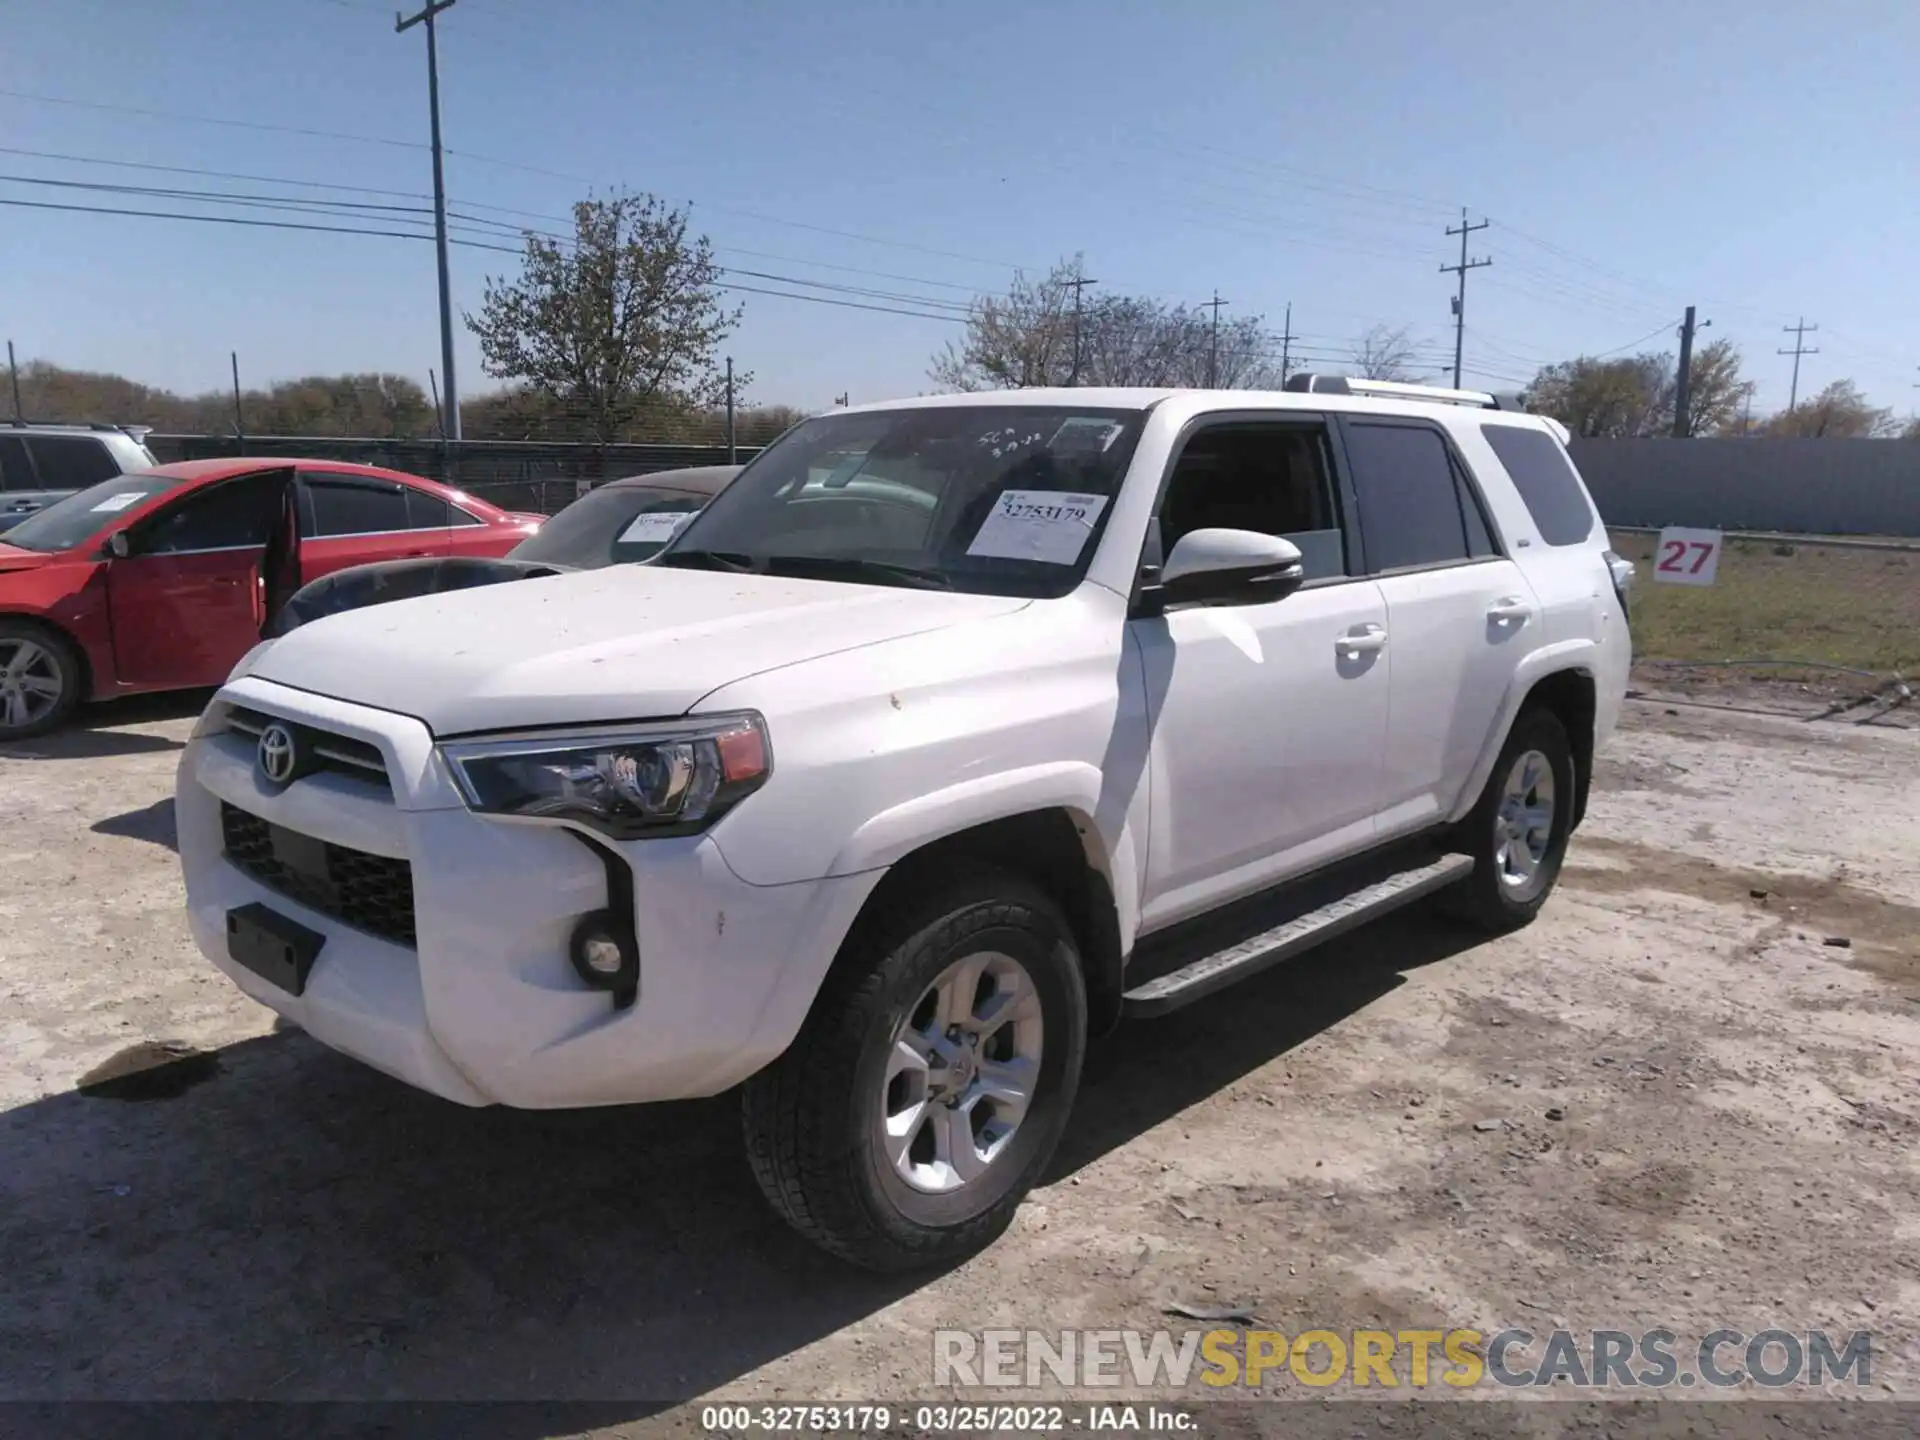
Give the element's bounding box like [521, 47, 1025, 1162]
[0, 458, 542, 738]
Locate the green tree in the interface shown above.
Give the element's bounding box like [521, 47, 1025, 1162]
[1761, 379, 1897, 438]
[465, 191, 746, 445]
[1525, 354, 1669, 437]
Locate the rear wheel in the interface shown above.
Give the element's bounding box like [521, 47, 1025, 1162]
[742, 868, 1087, 1272]
[1443, 708, 1575, 933]
[0, 621, 82, 740]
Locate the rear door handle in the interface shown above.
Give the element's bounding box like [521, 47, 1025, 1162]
[1337, 623, 1387, 656]
[1487, 597, 1532, 623]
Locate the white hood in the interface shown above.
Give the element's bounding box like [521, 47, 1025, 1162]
[250, 564, 1031, 735]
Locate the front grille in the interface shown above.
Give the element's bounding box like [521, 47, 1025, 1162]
[220, 802, 417, 948]
[223, 705, 390, 791]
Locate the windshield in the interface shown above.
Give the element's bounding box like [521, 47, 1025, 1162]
[656, 405, 1147, 597]
[2, 473, 181, 553]
[508, 485, 709, 568]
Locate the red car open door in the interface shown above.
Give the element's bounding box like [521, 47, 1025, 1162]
[105, 468, 294, 689]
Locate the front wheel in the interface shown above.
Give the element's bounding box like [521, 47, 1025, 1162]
[0, 620, 83, 740]
[1443, 707, 1576, 933]
[741, 868, 1088, 1272]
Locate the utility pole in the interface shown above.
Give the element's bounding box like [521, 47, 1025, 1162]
[230, 351, 245, 443]
[6, 340, 21, 421]
[1441, 209, 1491, 390]
[1275, 302, 1295, 383]
[1204, 290, 1227, 388]
[725, 357, 736, 464]
[397, 0, 461, 442]
[1671, 306, 1711, 437]
[1778, 317, 1819, 411]
[1064, 270, 1098, 387]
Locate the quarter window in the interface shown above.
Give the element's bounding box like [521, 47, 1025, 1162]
[1481, 424, 1597, 545]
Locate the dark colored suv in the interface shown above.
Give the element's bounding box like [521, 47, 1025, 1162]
[0, 423, 160, 534]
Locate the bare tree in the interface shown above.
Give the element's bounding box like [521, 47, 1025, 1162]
[465, 190, 744, 445]
[1349, 325, 1420, 381]
[932, 257, 1283, 391]
[930, 259, 1080, 391]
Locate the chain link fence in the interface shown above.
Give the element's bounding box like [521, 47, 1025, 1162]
[1609, 529, 1917, 728]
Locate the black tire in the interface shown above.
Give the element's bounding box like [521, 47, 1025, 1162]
[741, 866, 1088, 1272]
[1442, 707, 1576, 933]
[0, 618, 84, 741]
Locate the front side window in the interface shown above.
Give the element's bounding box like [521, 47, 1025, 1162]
[1341, 422, 1479, 573]
[1157, 423, 1348, 580]
[658, 406, 1148, 597]
[139, 473, 286, 554]
[25, 436, 123, 490]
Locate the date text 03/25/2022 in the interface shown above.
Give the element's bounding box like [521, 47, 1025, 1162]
[698, 1403, 1196, 1433]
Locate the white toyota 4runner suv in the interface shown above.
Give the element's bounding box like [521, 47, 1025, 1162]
[176, 376, 1632, 1271]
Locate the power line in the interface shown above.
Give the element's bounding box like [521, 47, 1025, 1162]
[0, 194, 449, 243]
[1778, 317, 1819, 410]
[0, 86, 422, 151]
[1589, 317, 1684, 359]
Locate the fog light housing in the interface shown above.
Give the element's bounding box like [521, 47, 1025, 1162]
[569, 909, 639, 1009]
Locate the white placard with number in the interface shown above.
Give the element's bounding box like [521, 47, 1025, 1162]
[618, 510, 696, 545]
[965, 490, 1110, 565]
[90, 492, 148, 514]
[1651, 526, 1722, 586]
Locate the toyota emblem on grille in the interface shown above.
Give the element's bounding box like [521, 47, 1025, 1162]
[257, 722, 299, 787]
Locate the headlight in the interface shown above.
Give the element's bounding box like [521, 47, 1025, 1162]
[439, 712, 772, 839]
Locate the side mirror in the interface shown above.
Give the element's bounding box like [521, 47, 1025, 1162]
[106, 531, 132, 559]
[1151, 528, 1305, 609]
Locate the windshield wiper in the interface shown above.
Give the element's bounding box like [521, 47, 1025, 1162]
[656, 548, 761, 573]
[760, 555, 954, 590]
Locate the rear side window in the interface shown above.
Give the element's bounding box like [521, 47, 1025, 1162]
[25, 436, 121, 490]
[1482, 425, 1597, 546]
[1341, 422, 1479, 572]
[304, 477, 413, 536]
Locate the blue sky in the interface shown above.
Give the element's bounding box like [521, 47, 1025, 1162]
[3, 0, 1916, 419]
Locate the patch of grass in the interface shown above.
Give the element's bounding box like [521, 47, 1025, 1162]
[1609, 531, 1919, 675]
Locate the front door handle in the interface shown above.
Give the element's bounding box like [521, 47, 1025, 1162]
[1487, 596, 1532, 624]
[1337, 623, 1388, 656]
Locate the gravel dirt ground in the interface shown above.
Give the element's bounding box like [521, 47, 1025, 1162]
[2, 691, 1917, 1433]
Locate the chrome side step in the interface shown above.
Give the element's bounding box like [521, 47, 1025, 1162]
[1121, 852, 1475, 1019]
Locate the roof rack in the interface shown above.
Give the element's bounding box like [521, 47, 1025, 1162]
[1283, 373, 1529, 412]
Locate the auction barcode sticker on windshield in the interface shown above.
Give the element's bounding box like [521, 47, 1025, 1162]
[967, 490, 1110, 565]
[618, 510, 695, 545]
[90, 492, 148, 514]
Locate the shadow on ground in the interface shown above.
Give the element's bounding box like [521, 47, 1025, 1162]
[0, 906, 1475, 1423]
[0, 690, 210, 761]
[91, 798, 178, 851]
